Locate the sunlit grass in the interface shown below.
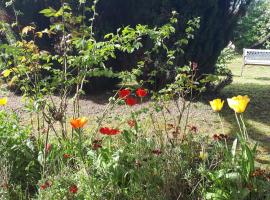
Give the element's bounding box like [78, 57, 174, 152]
[219, 55, 270, 168]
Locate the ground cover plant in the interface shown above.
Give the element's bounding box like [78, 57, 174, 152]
[0, 1, 270, 200]
[1, 73, 270, 199]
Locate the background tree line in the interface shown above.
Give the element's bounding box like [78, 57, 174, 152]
[1, 0, 263, 90]
[233, 0, 270, 50]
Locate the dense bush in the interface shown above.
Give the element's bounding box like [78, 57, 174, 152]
[0, 0, 254, 90]
[95, 0, 253, 76]
[215, 47, 235, 76]
[0, 111, 41, 199]
[233, 0, 270, 50]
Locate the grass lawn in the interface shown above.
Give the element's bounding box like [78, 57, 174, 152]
[219, 55, 270, 168]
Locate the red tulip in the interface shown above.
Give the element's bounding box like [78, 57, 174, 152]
[40, 184, 47, 190]
[69, 184, 78, 194]
[63, 153, 71, 159]
[40, 180, 52, 190]
[118, 89, 131, 99]
[188, 125, 198, 133]
[152, 149, 162, 155]
[213, 134, 228, 141]
[191, 62, 198, 71]
[99, 127, 121, 135]
[92, 143, 102, 150]
[45, 144, 52, 153]
[93, 139, 102, 143]
[213, 134, 220, 141]
[136, 88, 147, 98]
[125, 97, 137, 106]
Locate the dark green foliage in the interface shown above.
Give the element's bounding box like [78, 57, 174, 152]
[95, 0, 253, 75]
[233, 0, 270, 50]
[1, 0, 253, 90]
[215, 47, 235, 76]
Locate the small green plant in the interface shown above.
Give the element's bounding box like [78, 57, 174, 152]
[0, 110, 41, 199]
[205, 96, 270, 200]
[215, 47, 235, 76]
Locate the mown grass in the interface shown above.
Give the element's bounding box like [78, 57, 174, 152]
[218, 55, 270, 168]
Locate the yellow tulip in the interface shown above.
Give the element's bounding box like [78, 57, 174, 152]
[227, 95, 250, 113]
[1, 69, 11, 77]
[0, 97, 8, 106]
[199, 151, 208, 161]
[209, 98, 224, 112]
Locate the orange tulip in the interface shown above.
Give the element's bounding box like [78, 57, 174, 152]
[70, 117, 87, 129]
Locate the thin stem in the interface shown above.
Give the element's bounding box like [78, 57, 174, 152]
[183, 100, 192, 134]
[234, 112, 244, 139]
[218, 113, 225, 135]
[95, 87, 124, 133]
[218, 113, 228, 150]
[77, 129, 85, 162]
[43, 125, 50, 177]
[240, 114, 248, 141]
[161, 106, 174, 147]
[174, 96, 185, 132]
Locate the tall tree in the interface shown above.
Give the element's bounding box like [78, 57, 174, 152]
[95, 0, 253, 75]
[1, 0, 254, 89]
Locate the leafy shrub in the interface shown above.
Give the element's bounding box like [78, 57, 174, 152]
[215, 47, 235, 76]
[204, 46, 235, 94]
[234, 0, 270, 50]
[0, 110, 42, 199]
[1, 0, 253, 90]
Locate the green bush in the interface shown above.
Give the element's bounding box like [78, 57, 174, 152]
[1, 0, 253, 90]
[0, 110, 41, 199]
[234, 0, 270, 50]
[215, 47, 235, 76]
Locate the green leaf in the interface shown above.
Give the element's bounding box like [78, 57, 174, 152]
[122, 130, 132, 144]
[231, 138, 238, 159]
[39, 7, 57, 17]
[79, 0, 86, 4]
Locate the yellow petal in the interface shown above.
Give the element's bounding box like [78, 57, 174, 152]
[0, 97, 8, 106]
[36, 32, 43, 38]
[227, 95, 250, 113]
[1, 69, 11, 77]
[22, 26, 35, 35]
[209, 98, 224, 112]
[199, 151, 208, 160]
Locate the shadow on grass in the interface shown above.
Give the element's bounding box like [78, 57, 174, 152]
[80, 90, 116, 105]
[254, 77, 270, 81]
